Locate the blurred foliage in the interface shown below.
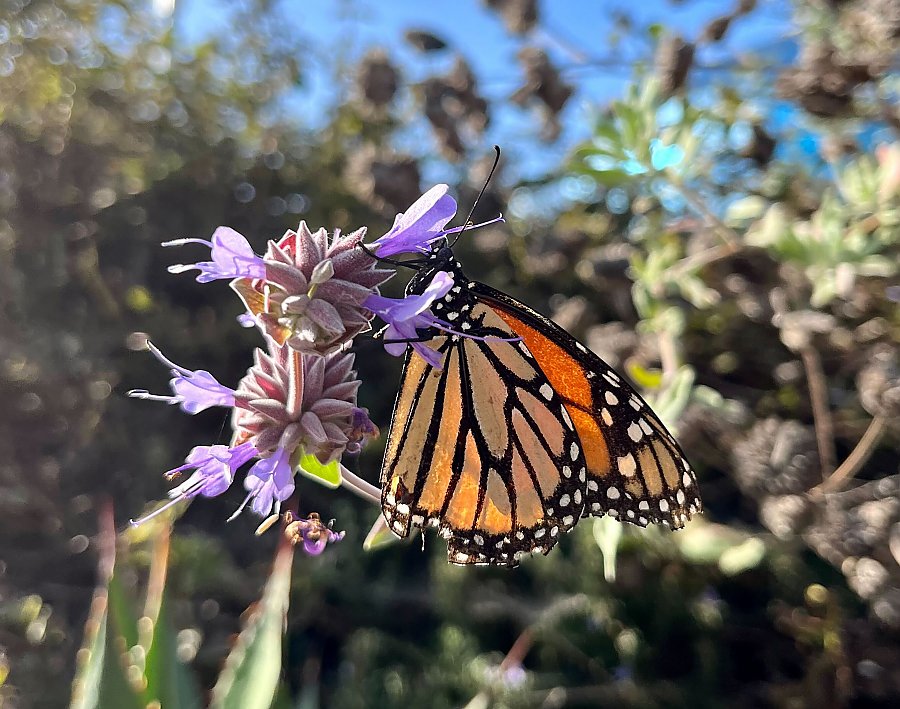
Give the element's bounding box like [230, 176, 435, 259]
[1, 0, 900, 707]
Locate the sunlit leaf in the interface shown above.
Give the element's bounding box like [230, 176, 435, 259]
[625, 361, 663, 391]
[296, 453, 342, 489]
[143, 592, 202, 709]
[593, 516, 623, 583]
[211, 541, 294, 709]
[70, 586, 144, 709]
[719, 538, 767, 576]
[363, 514, 403, 551]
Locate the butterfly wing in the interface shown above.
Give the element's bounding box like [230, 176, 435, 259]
[381, 309, 589, 566]
[472, 282, 701, 529]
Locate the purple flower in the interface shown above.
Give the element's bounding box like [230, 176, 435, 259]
[164, 226, 266, 283]
[238, 446, 296, 518]
[236, 312, 257, 328]
[363, 271, 454, 368]
[345, 407, 380, 454]
[168, 442, 258, 497]
[127, 341, 236, 414]
[368, 185, 458, 257]
[285, 512, 346, 555]
[130, 442, 257, 526]
[231, 340, 361, 465]
[367, 185, 505, 257]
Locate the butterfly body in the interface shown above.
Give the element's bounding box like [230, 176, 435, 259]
[381, 245, 700, 566]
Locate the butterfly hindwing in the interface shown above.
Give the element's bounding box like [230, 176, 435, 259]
[381, 305, 587, 566]
[472, 282, 701, 530]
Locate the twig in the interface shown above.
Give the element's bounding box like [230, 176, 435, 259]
[499, 628, 535, 672]
[667, 242, 740, 280]
[463, 628, 535, 709]
[667, 176, 741, 249]
[800, 346, 836, 477]
[811, 415, 888, 496]
[657, 330, 681, 384]
[339, 464, 382, 506]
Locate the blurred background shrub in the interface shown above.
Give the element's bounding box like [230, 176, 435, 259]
[1, 0, 899, 706]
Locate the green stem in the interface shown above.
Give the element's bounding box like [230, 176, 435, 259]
[666, 174, 741, 249]
[339, 464, 382, 506]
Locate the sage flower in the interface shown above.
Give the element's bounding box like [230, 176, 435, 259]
[285, 512, 346, 555]
[164, 227, 266, 282]
[368, 184, 503, 257]
[232, 222, 392, 355]
[363, 271, 454, 368]
[126, 341, 235, 414]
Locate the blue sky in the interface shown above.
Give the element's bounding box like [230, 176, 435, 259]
[173, 0, 795, 180]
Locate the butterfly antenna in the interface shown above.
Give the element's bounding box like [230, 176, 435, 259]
[449, 145, 501, 249]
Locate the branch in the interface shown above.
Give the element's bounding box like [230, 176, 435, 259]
[667, 242, 740, 280]
[810, 415, 888, 496]
[666, 176, 741, 249]
[800, 345, 837, 477]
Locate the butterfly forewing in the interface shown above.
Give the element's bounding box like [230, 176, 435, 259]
[474, 282, 701, 529]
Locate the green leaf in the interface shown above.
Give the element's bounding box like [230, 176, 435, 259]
[652, 366, 696, 430]
[106, 575, 139, 651]
[587, 168, 631, 187]
[725, 195, 767, 224]
[143, 591, 203, 709]
[296, 453, 342, 489]
[211, 541, 295, 709]
[69, 592, 144, 709]
[718, 538, 767, 576]
[362, 514, 403, 551]
[675, 521, 751, 566]
[592, 516, 623, 583]
[625, 362, 663, 391]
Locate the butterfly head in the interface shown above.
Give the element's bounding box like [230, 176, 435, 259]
[406, 244, 468, 296]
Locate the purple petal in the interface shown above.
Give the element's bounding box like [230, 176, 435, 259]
[166, 442, 257, 500]
[210, 227, 258, 265]
[368, 185, 458, 257]
[303, 537, 329, 555]
[362, 271, 453, 323]
[365, 272, 450, 362]
[245, 446, 295, 516]
[166, 227, 265, 282]
[170, 369, 236, 414]
[390, 271, 454, 321]
[411, 341, 444, 369]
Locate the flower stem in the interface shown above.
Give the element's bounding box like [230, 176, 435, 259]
[286, 349, 305, 419]
[339, 464, 382, 506]
[811, 415, 888, 496]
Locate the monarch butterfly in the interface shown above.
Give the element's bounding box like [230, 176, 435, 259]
[379, 244, 701, 567]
